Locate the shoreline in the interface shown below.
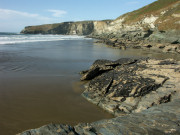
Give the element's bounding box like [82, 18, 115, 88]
[19, 57, 180, 135]
[88, 34, 180, 54]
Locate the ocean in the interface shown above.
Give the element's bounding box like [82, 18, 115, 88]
[0, 32, 179, 135]
[0, 32, 90, 45]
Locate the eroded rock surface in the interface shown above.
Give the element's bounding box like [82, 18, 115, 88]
[81, 58, 180, 115]
[74, 99, 180, 135]
[19, 124, 77, 135]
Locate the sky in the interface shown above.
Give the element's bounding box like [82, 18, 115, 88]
[0, 0, 157, 32]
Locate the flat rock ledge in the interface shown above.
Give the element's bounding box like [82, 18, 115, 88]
[91, 32, 180, 54]
[19, 58, 180, 135]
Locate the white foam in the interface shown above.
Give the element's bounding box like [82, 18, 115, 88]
[0, 34, 91, 45]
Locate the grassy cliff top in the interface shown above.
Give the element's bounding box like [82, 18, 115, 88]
[116, 0, 180, 30]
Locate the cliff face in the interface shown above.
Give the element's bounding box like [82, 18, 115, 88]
[21, 20, 112, 35]
[92, 0, 180, 44]
[21, 0, 180, 45]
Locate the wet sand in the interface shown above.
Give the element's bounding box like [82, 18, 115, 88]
[0, 40, 179, 134]
[0, 75, 114, 134]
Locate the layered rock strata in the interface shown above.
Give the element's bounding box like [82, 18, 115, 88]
[80, 58, 180, 115]
[20, 20, 111, 35]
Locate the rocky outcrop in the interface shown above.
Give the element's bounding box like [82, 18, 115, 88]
[19, 58, 180, 135]
[74, 99, 180, 134]
[90, 0, 180, 53]
[80, 58, 180, 115]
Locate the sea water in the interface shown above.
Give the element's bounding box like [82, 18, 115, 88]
[0, 32, 90, 45]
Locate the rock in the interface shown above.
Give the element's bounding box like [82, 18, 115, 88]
[156, 44, 165, 49]
[145, 44, 153, 48]
[94, 40, 104, 43]
[148, 31, 180, 45]
[133, 46, 141, 49]
[118, 45, 126, 50]
[81, 58, 180, 115]
[79, 70, 89, 75]
[163, 45, 179, 53]
[80, 58, 137, 81]
[18, 124, 77, 135]
[74, 99, 180, 135]
[109, 38, 117, 43]
[171, 40, 179, 44]
[80, 59, 114, 81]
[114, 42, 121, 46]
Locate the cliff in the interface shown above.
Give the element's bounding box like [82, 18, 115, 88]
[21, 1, 180, 37]
[90, 0, 180, 53]
[20, 20, 112, 35]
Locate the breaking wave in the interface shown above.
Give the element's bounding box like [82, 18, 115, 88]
[0, 33, 90, 45]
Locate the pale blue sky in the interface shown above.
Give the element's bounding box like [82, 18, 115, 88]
[0, 0, 156, 32]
